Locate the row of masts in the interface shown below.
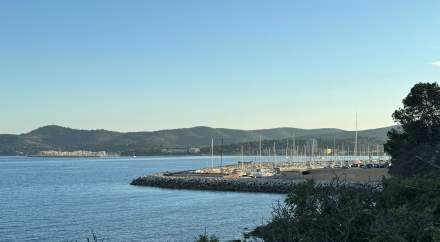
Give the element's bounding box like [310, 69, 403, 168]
[254, 142, 385, 158]
[208, 113, 389, 168]
[209, 138, 387, 168]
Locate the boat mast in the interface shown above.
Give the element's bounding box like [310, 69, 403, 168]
[376, 144, 380, 160]
[211, 138, 214, 168]
[367, 143, 371, 162]
[268, 147, 271, 162]
[220, 137, 223, 169]
[241, 144, 244, 170]
[259, 136, 262, 167]
[273, 141, 276, 163]
[292, 133, 296, 157]
[354, 112, 358, 157]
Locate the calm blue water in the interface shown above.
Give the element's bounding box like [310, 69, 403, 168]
[0, 156, 283, 242]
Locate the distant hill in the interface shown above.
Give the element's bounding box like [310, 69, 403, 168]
[0, 125, 397, 155]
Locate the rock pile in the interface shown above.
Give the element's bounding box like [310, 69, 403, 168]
[130, 173, 300, 193]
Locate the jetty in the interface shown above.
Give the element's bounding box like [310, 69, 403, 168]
[130, 160, 389, 193]
[131, 172, 299, 193]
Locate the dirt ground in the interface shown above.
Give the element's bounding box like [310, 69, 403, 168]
[167, 167, 390, 184]
[279, 168, 389, 182]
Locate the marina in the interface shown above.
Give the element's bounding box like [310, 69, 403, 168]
[131, 154, 391, 193]
[132, 128, 391, 193]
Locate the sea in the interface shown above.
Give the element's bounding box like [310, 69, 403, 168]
[0, 156, 283, 242]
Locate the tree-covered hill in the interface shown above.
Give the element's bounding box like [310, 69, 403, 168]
[0, 125, 396, 155]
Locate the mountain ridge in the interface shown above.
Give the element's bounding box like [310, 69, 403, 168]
[0, 125, 397, 155]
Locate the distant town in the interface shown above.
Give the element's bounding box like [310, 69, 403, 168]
[34, 146, 202, 157]
[160, 146, 201, 154]
[36, 150, 108, 157]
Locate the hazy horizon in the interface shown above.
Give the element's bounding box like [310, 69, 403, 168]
[2, 0, 439, 134]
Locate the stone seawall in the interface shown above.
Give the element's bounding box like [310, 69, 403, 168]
[130, 173, 301, 193]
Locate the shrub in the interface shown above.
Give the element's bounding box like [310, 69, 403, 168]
[194, 233, 220, 242]
[251, 176, 440, 242]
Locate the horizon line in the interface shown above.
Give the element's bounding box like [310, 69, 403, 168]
[2, 124, 398, 135]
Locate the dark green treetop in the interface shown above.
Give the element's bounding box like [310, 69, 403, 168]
[385, 82, 440, 177]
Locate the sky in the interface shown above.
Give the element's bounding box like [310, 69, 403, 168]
[1, 0, 440, 134]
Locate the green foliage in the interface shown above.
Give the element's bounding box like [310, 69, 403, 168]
[252, 179, 380, 242]
[371, 176, 440, 242]
[194, 233, 220, 242]
[0, 125, 392, 155]
[385, 82, 440, 177]
[252, 176, 440, 242]
[66, 232, 104, 242]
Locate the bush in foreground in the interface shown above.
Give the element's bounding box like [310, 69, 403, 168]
[250, 176, 440, 242]
[194, 233, 220, 242]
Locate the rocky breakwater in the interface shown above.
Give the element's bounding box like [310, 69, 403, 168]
[130, 172, 301, 193]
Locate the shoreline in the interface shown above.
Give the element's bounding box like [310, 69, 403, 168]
[130, 168, 388, 193]
[130, 172, 299, 193]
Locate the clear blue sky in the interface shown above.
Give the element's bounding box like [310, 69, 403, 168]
[1, 0, 440, 134]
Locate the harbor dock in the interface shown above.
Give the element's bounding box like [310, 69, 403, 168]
[130, 159, 389, 193]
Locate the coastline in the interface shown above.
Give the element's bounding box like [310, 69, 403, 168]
[130, 168, 388, 193]
[131, 172, 298, 193]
